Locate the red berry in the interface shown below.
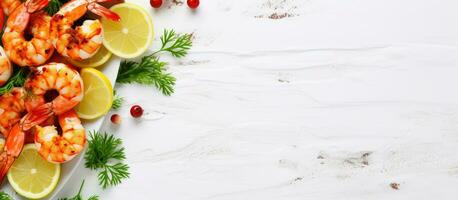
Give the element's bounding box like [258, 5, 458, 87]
[111, 114, 122, 125]
[150, 0, 162, 8]
[187, 0, 199, 9]
[130, 105, 144, 118]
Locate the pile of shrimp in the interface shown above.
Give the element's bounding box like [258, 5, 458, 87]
[0, 0, 120, 182]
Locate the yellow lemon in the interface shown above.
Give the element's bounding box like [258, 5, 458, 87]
[68, 46, 112, 68]
[7, 144, 60, 199]
[75, 68, 113, 120]
[102, 3, 154, 58]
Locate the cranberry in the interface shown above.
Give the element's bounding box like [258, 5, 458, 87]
[130, 105, 144, 118]
[187, 0, 199, 9]
[111, 114, 122, 124]
[150, 0, 163, 8]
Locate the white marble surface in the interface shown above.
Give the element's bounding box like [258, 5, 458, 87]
[57, 0, 458, 199]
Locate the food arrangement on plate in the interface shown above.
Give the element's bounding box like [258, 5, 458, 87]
[0, 0, 194, 198]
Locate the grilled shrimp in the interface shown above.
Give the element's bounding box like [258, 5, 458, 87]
[2, 0, 54, 67]
[35, 109, 85, 163]
[0, 0, 21, 16]
[0, 86, 53, 182]
[21, 63, 84, 130]
[0, 88, 26, 137]
[50, 0, 120, 61]
[0, 111, 48, 182]
[0, 47, 12, 86]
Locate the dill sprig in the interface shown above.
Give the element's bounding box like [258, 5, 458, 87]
[0, 192, 13, 200]
[116, 56, 176, 96]
[84, 131, 130, 189]
[58, 180, 99, 200]
[112, 90, 124, 110]
[45, 0, 69, 16]
[0, 67, 28, 95]
[153, 29, 193, 58]
[116, 29, 192, 96]
[45, 0, 68, 15]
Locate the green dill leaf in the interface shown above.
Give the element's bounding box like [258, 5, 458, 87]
[156, 29, 193, 58]
[112, 90, 124, 110]
[116, 29, 192, 96]
[0, 67, 28, 95]
[116, 56, 176, 96]
[98, 163, 130, 189]
[58, 180, 96, 200]
[87, 196, 99, 200]
[45, 0, 68, 15]
[0, 192, 13, 200]
[84, 131, 129, 189]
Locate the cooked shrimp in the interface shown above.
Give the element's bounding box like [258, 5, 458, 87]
[0, 103, 46, 182]
[35, 109, 85, 163]
[0, 0, 21, 16]
[2, 0, 54, 67]
[0, 108, 49, 181]
[0, 47, 12, 86]
[21, 63, 84, 130]
[50, 0, 120, 61]
[0, 123, 25, 182]
[0, 88, 26, 137]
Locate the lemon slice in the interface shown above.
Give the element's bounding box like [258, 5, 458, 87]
[68, 46, 112, 68]
[7, 144, 60, 199]
[75, 68, 113, 120]
[101, 3, 154, 58]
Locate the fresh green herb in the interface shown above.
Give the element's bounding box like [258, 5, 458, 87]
[59, 180, 99, 200]
[84, 131, 130, 189]
[0, 192, 13, 200]
[153, 29, 193, 58]
[117, 56, 176, 96]
[0, 67, 28, 95]
[116, 29, 192, 96]
[111, 90, 124, 110]
[45, 0, 68, 15]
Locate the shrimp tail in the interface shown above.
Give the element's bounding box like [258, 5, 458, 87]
[87, 2, 120, 21]
[0, 151, 15, 183]
[21, 103, 53, 131]
[25, 0, 49, 13]
[0, 124, 25, 182]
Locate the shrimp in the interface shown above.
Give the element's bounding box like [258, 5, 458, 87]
[35, 109, 85, 163]
[0, 47, 12, 86]
[21, 63, 84, 130]
[0, 102, 46, 182]
[50, 0, 120, 61]
[0, 0, 21, 16]
[0, 87, 39, 142]
[0, 88, 26, 137]
[0, 123, 25, 182]
[0, 63, 84, 180]
[2, 0, 54, 67]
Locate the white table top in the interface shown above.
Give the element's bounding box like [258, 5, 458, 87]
[57, 0, 458, 199]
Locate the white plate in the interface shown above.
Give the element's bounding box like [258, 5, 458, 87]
[2, 57, 121, 199]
